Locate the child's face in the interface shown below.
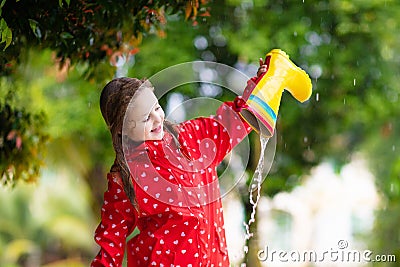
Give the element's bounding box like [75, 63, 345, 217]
[125, 87, 165, 142]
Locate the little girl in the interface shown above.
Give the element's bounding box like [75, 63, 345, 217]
[91, 61, 267, 267]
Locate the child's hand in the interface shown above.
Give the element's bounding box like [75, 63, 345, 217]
[257, 57, 268, 77]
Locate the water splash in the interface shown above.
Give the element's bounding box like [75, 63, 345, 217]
[242, 135, 269, 260]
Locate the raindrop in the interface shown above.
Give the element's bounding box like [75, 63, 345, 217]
[166, 93, 186, 122]
[316, 92, 320, 101]
[343, 98, 346, 105]
[234, 6, 245, 18]
[309, 64, 322, 79]
[192, 61, 205, 72]
[392, 145, 396, 151]
[303, 136, 308, 143]
[301, 17, 312, 27]
[353, 78, 356, 86]
[306, 31, 322, 46]
[209, 26, 222, 38]
[194, 36, 208, 50]
[201, 50, 216, 61]
[199, 84, 222, 97]
[301, 45, 316, 56]
[321, 33, 331, 44]
[213, 35, 227, 47]
[199, 68, 217, 82]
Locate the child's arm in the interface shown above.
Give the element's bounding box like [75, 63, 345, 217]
[177, 62, 268, 165]
[90, 173, 137, 267]
[177, 100, 251, 165]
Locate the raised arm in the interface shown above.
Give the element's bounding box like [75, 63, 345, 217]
[177, 97, 253, 166]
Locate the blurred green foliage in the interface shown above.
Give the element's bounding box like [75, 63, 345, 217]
[0, 0, 208, 185]
[0, 80, 48, 185]
[1, 0, 400, 266]
[0, 173, 96, 266]
[0, 0, 209, 75]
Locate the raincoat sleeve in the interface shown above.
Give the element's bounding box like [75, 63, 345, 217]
[177, 97, 253, 165]
[90, 173, 137, 267]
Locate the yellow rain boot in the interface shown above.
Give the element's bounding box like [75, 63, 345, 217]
[239, 49, 312, 137]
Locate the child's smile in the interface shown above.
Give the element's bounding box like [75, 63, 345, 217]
[124, 86, 165, 142]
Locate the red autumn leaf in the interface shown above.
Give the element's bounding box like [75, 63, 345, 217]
[16, 136, 22, 149]
[7, 130, 17, 140]
[129, 48, 140, 55]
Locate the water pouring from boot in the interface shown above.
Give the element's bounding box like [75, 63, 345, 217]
[237, 49, 312, 263]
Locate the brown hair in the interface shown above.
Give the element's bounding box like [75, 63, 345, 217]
[100, 77, 177, 206]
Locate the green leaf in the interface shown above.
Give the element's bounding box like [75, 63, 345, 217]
[0, 0, 6, 16]
[57, 0, 70, 8]
[1, 23, 12, 51]
[60, 31, 74, 39]
[0, 18, 5, 30]
[3, 27, 12, 48]
[28, 19, 39, 37]
[0, 0, 7, 9]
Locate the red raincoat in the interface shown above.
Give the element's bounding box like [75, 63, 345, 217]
[91, 99, 252, 267]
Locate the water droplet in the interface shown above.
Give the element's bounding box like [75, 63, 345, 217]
[309, 64, 322, 79]
[316, 93, 319, 101]
[353, 78, 356, 86]
[194, 36, 208, 50]
[392, 145, 396, 151]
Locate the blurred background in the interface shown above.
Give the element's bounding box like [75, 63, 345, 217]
[1, 0, 399, 266]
